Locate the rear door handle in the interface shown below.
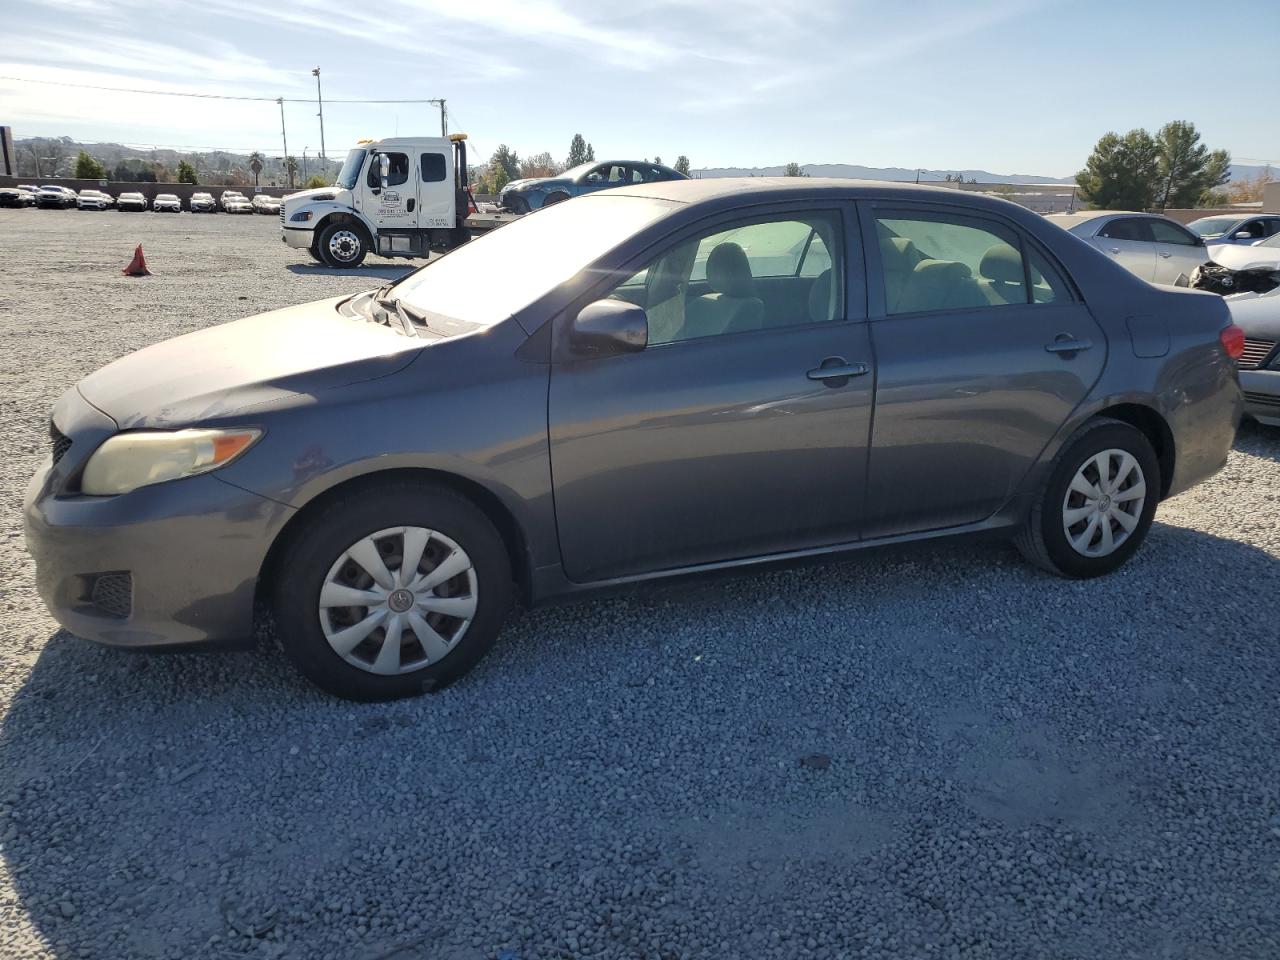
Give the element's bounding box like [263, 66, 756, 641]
[1108, 247, 1121, 254]
[807, 358, 869, 385]
[1158, 251, 1171, 258]
[1045, 336, 1093, 354]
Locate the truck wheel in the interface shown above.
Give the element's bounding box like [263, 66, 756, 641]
[319, 222, 369, 268]
[542, 191, 570, 207]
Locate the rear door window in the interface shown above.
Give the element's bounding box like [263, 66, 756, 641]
[1099, 218, 1154, 242]
[421, 153, 447, 183]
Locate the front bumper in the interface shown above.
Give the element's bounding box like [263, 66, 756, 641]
[1240, 369, 1280, 426]
[23, 393, 295, 649]
[282, 226, 315, 249]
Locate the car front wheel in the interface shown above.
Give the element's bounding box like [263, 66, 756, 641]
[1016, 418, 1160, 578]
[318, 221, 369, 267]
[541, 191, 570, 207]
[272, 484, 513, 701]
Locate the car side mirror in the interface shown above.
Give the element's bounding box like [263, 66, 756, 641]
[586, 173, 603, 183]
[1234, 231, 1252, 240]
[569, 299, 648, 357]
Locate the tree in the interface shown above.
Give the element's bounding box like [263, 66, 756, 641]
[305, 174, 327, 189]
[784, 162, 808, 177]
[585, 142, 595, 162]
[1153, 121, 1230, 210]
[73, 150, 105, 179]
[566, 133, 590, 167]
[674, 155, 691, 176]
[248, 150, 265, 186]
[1229, 165, 1274, 203]
[491, 144, 520, 182]
[1074, 129, 1160, 210]
[520, 151, 558, 178]
[282, 156, 298, 189]
[177, 160, 198, 184]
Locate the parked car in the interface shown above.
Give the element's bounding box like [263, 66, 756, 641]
[1187, 214, 1280, 245]
[1224, 291, 1280, 426]
[153, 193, 182, 213]
[35, 185, 78, 209]
[225, 197, 254, 214]
[0, 186, 36, 207]
[220, 190, 249, 211]
[499, 160, 687, 213]
[116, 192, 149, 211]
[24, 179, 1243, 701]
[251, 194, 281, 215]
[76, 190, 114, 211]
[1192, 233, 1280, 296]
[1045, 211, 1208, 286]
[190, 192, 217, 213]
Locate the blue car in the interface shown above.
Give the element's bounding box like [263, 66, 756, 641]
[499, 160, 687, 213]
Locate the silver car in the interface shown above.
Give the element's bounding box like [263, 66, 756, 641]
[24, 179, 1244, 701]
[1188, 214, 1280, 246]
[1046, 211, 1209, 286]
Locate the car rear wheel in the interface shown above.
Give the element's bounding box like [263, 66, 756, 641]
[319, 221, 369, 267]
[1015, 418, 1160, 578]
[542, 191, 570, 207]
[272, 484, 513, 701]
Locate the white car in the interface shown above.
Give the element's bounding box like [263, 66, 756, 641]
[220, 190, 249, 211]
[35, 185, 78, 209]
[1045, 211, 1209, 286]
[1187, 214, 1280, 246]
[76, 190, 114, 211]
[116, 192, 149, 211]
[153, 194, 182, 213]
[251, 194, 281, 215]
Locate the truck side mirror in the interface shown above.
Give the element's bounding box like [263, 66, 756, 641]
[379, 154, 390, 189]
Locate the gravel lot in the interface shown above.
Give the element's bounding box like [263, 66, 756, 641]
[1, 207, 1278, 960]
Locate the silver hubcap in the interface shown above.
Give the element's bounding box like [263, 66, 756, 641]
[319, 526, 477, 675]
[327, 229, 361, 263]
[1062, 448, 1146, 558]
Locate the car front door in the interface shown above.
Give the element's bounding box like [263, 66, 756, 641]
[364, 150, 417, 230]
[862, 204, 1106, 539]
[548, 205, 874, 582]
[1149, 218, 1208, 285]
[1092, 217, 1156, 279]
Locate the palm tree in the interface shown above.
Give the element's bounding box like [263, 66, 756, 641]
[249, 151, 265, 186]
[284, 155, 299, 189]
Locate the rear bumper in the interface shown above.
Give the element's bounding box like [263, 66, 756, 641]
[1240, 369, 1280, 426]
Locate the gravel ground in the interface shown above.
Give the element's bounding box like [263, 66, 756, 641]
[1, 207, 1279, 960]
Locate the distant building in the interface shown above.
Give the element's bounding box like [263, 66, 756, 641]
[936, 179, 1081, 214]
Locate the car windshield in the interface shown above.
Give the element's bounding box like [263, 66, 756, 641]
[393, 194, 676, 328]
[335, 148, 367, 189]
[1188, 217, 1241, 238]
[1258, 234, 1280, 249]
[560, 162, 596, 180]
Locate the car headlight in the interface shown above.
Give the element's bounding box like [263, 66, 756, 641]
[80, 428, 261, 496]
[289, 210, 312, 222]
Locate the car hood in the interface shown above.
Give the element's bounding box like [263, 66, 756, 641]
[1226, 290, 1280, 339]
[1208, 244, 1280, 272]
[504, 177, 567, 193]
[77, 296, 425, 429]
[284, 185, 342, 204]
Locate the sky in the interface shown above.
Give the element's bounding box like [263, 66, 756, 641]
[2, 0, 1279, 178]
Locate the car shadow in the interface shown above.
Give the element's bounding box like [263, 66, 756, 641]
[3, 521, 1279, 957]
[285, 263, 414, 280]
[1235, 417, 1280, 462]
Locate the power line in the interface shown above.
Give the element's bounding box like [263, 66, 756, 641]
[0, 75, 443, 104]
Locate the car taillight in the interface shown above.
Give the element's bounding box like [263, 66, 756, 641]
[1219, 324, 1245, 360]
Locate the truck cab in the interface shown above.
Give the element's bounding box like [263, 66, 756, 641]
[281, 134, 476, 267]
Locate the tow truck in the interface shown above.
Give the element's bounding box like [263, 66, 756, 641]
[280, 133, 518, 267]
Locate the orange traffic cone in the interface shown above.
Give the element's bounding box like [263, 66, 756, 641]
[122, 244, 150, 276]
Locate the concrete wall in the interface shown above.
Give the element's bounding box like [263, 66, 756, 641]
[0, 176, 296, 202]
[1266, 181, 1280, 213]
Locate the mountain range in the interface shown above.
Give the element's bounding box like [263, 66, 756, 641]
[691, 163, 1272, 184]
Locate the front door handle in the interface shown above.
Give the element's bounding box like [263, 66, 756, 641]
[1108, 247, 1121, 254]
[807, 357, 869, 386]
[1045, 335, 1093, 355]
[1158, 251, 1171, 258]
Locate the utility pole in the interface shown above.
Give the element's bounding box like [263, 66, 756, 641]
[439, 99, 447, 136]
[302, 149, 309, 180]
[277, 97, 291, 188]
[312, 67, 326, 168]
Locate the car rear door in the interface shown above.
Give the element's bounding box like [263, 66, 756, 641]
[416, 149, 452, 229]
[1092, 217, 1156, 279]
[548, 204, 873, 582]
[861, 203, 1106, 538]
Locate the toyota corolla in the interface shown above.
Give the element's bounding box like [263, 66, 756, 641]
[25, 179, 1244, 701]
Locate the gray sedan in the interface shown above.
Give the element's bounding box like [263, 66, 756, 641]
[1226, 293, 1280, 425]
[24, 179, 1244, 700]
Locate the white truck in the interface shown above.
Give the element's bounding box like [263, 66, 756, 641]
[280, 133, 514, 268]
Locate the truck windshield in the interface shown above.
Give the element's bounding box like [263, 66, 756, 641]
[393, 195, 677, 328]
[335, 149, 367, 190]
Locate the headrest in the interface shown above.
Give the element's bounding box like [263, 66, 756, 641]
[808, 269, 833, 322]
[980, 244, 1023, 284]
[706, 242, 755, 298]
[913, 259, 971, 283]
[880, 236, 921, 269]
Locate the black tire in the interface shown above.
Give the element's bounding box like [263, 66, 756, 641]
[318, 220, 370, 267]
[1015, 417, 1160, 578]
[271, 483, 513, 701]
[306, 242, 324, 263]
[541, 191, 570, 207]
[505, 195, 530, 215]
